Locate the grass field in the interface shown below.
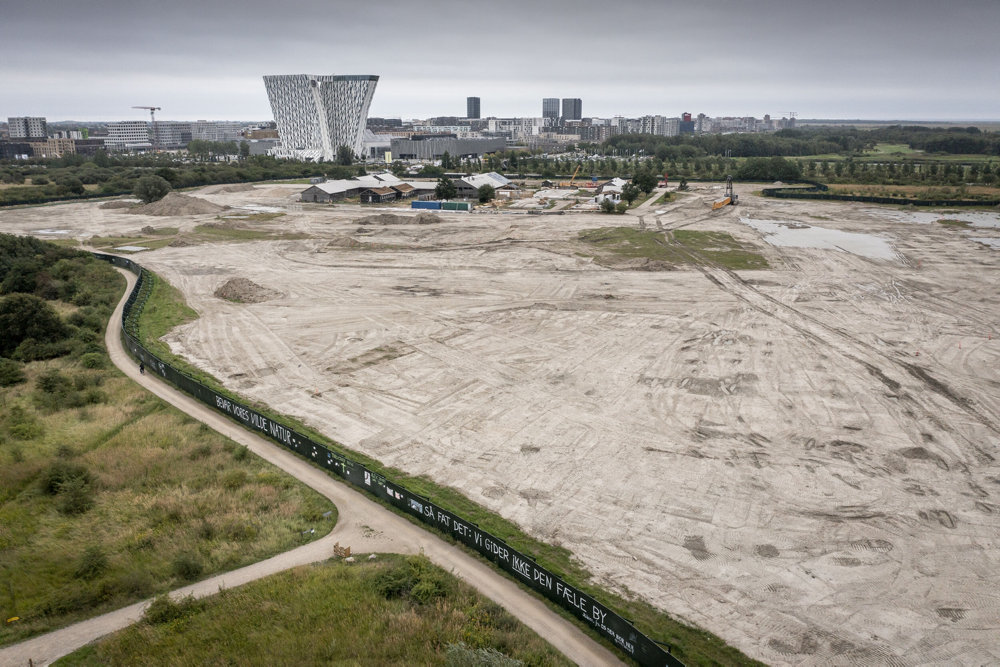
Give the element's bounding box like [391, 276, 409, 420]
[578, 227, 769, 271]
[0, 255, 335, 647]
[828, 183, 1000, 199]
[55, 555, 571, 666]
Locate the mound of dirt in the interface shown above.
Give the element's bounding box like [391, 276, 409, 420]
[213, 277, 281, 304]
[357, 212, 444, 226]
[168, 239, 191, 247]
[326, 236, 365, 249]
[201, 183, 256, 194]
[99, 199, 137, 209]
[127, 192, 228, 216]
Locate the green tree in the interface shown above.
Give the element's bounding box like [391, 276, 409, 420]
[621, 182, 641, 205]
[476, 184, 496, 203]
[239, 141, 250, 159]
[336, 145, 354, 166]
[633, 170, 659, 193]
[133, 175, 172, 204]
[435, 177, 457, 200]
[599, 198, 616, 214]
[441, 151, 452, 169]
[0, 293, 70, 357]
[92, 150, 111, 168]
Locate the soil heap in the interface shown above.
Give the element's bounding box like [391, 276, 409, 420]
[126, 192, 228, 216]
[213, 277, 281, 304]
[357, 212, 443, 225]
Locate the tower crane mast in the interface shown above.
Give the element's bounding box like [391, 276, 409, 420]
[132, 106, 161, 151]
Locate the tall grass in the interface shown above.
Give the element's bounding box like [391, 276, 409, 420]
[56, 556, 569, 666]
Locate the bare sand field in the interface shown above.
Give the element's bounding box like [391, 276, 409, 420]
[5, 183, 1000, 664]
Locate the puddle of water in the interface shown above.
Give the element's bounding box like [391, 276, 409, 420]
[970, 237, 1000, 250]
[114, 245, 149, 252]
[234, 204, 284, 214]
[36, 229, 71, 235]
[740, 218, 900, 261]
[872, 209, 1000, 229]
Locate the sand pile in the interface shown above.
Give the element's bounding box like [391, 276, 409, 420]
[213, 277, 281, 303]
[357, 212, 444, 225]
[99, 199, 138, 209]
[201, 183, 256, 194]
[325, 236, 365, 249]
[127, 192, 228, 216]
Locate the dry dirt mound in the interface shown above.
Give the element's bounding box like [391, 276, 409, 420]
[357, 212, 444, 225]
[213, 277, 281, 303]
[200, 183, 256, 195]
[325, 236, 365, 249]
[127, 192, 228, 216]
[99, 199, 138, 209]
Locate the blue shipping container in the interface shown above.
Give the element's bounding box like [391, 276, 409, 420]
[412, 201, 441, 210]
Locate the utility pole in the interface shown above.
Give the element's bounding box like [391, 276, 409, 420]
[132, 106, 161, 151]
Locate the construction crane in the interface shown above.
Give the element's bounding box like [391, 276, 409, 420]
[132, 106, 161, 151]
[712, 175, 739, 210]
[560, 164, 581, 188]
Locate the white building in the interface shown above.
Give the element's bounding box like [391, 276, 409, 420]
[8, 117, 48, 139]
[106, 121, 151, 151]
[486, 117, 548, 141]
[191, 120, 244, 143]
[263, 74, 379, 161]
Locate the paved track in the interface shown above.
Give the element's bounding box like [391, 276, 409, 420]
[0, 267, 622, 667]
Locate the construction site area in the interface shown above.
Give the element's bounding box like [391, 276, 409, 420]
[4, 181, 1000, 664]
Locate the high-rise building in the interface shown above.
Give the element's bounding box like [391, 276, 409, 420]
[542, 98, 560, 120]
[466, 96, 481, 119]
[263, 74, 379, 161]
[8, 117, 48, 139]
[561, 98, 582, 121]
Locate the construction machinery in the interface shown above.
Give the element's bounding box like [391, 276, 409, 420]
[132, 105, 161, 151]
[712, 175, 739, 210]
[559, 164, 581, 188]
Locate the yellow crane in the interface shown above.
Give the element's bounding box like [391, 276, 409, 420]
[560, 164, 581, 188]
[712, 175, 739, 210]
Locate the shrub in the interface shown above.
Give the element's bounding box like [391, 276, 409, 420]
[37, 368, 72, 394]
[171, 553, 203, 581]
[0, 358, 26, 386]
[133, 175, 172, 204]
[57, 475, 95, 515]
[0, 293, 70, 356]
[144, 594, 202, 624]
[78, 352, 105, 369]
[75, 546, 109, 580]
[40, 460, 92, 495]
[445, 643, 524, 667]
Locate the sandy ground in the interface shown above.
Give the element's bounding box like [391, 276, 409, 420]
[5, 183, 1000, 665]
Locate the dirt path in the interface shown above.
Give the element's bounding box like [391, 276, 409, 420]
[0, 268, 622, 667]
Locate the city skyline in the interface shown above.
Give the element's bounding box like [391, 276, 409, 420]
[2, 0, 999, 123]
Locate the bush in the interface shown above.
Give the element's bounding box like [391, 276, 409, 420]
[445, 643, 524, 667]
[0, 358, 26, 386]
[144, 594, 202, 624]
[37, 368, 72, 394]
[57, 475, 95, 515]
[0, 293, 70, 357]
[133, 175, 172, 204]
[40, 460, 92, 495]
[171, 553, 203, 581]
[75, 546, 109, 580]
[79, 352, 106, 369]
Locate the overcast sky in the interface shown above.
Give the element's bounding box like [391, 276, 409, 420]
[3, 0, 999, 123]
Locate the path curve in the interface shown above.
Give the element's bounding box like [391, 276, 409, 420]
[0, 267, 622, 667]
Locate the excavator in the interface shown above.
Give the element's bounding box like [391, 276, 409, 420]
[712, 175, 739, 210]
